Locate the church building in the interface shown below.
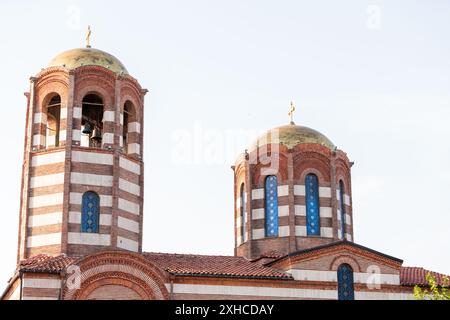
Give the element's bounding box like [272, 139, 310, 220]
[1, 39, 448, 300]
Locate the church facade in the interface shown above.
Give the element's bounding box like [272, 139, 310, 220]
[1, 43, 448, 300]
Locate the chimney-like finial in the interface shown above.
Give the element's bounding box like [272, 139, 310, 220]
[86, 25, 92, 48]
[288, 101, 296, 125]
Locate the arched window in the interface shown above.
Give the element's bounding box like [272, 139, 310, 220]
[46, 95, 61, 148]
[240, 183, 247, 242]
[305, 173, 320, 236]
[265, 175, 278, 237]
[81, 191, 100, 233]
[81, 94, 104, 148]
[337, 264, 354, 300]
[122, 101, 137, 154]
[339, 180, 346, 239]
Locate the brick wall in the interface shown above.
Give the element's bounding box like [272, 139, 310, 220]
[233, 140, 354, 260]
[18, 65, 146, 260]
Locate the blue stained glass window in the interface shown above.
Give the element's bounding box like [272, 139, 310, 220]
[81, 191, 100, 233]
[337, 264, 355, 300]
[240, 184, 247, 242]
[305, 174, 320, 236]
[265, 175, 279, 237]
[339, 180, 346, 239]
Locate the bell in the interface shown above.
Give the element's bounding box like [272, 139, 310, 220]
[90, 127, 102, 142]
[82, 122, 93, 135]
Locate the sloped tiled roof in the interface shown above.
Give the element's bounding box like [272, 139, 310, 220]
[257, 250, 285, 259]
[19, 254, 78, 273]
[269, 240, 404, 265]
[18, 253, 291, 280]
[143, 252, 292, 280]
[400, 267, 450, 287]
[16, 252, 449, 287]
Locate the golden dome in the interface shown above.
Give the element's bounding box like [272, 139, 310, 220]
[251, 123, 335, 150]
[47, 47, 128, 74]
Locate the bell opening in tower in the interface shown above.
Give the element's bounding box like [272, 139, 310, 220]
[122, 100, 137, 155]
[81, 94, 104, 148]
[122, 101, 136, 153]
[46, 95, 61, 148]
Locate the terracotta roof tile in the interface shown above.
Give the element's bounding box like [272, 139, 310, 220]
[143, 252, 292, 280]
[400, 267, 450, 286]
[19, 254, 78, 273]
[274, 240, 403, 264]
[18, 253, 448, 288]
[258, 250, 285, 259]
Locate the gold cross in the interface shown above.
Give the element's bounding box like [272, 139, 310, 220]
[86, 25, 92, 48]
[288, 101, 296, 124]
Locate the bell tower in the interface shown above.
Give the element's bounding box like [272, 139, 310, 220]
[17, 39, 146, 261]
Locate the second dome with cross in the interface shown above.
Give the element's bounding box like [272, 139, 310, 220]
[233, 103, 353, 260]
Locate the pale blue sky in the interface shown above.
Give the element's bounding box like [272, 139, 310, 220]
[0, 0, 449, 287]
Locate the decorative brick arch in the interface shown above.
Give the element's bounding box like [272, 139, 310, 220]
[293, 150, 332, 183]
[120, 76, 144, 106]
[76, 272, 158, 300]
[330, 254, 361, 272]
[336, 172, 350, 192]
[296, 167, 329, 186]
[234, 162, 246, 193]
[121, 98, 138, 121]
[251, 151, 289, 186]
[37, 85, 68, 111]
[119, 84, 143, 121]
[76, 86, 112, 109]
[335, 155, 352, 193]
[74, 67, 116, 108]
[63, 251, 169, 300]
[34, 70, 69, 114]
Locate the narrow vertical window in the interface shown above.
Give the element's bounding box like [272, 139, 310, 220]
[337, 264, 354, 300]
[339, 180, 346, 239]
[122, 101, 138, 155]
[265, 175, 278, 237]
[81, 191, 100, 233]
[240, 183, 247, 242]
[122, 101, 138, 153]
[305, 173, 320, 236]
[46, 95, 61, 148]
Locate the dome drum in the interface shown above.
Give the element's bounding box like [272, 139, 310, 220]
[234, 123, 353, 260]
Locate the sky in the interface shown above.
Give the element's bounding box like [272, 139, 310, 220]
[0, 0, 449, 288]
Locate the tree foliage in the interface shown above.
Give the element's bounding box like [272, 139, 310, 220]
[413, 272, 450, 300]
